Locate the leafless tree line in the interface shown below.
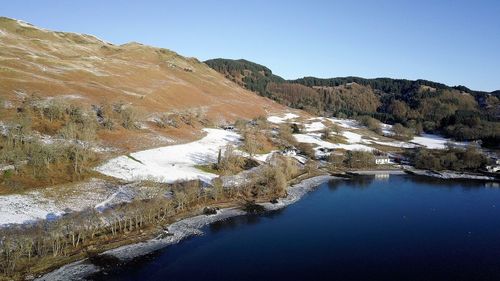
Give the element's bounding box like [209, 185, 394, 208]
[0, 156, 302, 278]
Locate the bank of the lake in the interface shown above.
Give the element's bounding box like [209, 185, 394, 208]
[36, 175, 336, 281]
[87, 174, 500, 281]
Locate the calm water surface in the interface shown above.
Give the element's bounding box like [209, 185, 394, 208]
[90, 175, 500, 281]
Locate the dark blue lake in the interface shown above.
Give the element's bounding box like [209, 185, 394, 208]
[90, 175, 500, 281]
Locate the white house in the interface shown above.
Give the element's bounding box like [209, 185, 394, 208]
[375, 156, 390, 165]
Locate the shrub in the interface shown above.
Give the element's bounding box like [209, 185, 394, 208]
[242, 128, 265, 156]
[327, 153, 345, 168]
[392, 123, 414, 141]
[216, 145, 246, 175]
[234, 119, 248, 131]
[94, 103, 115, 130]
[290, 123, 303, 134]
[412, 146, 487, 171]
[43, 100, 66, 122]
[320, 127, 331, 140]
[344, 150, 375, 169]
[278, 124, 297, 147]
[358, 115, 382, 135]
[119, 107, 139, 129]
[297, 143, 315, 159]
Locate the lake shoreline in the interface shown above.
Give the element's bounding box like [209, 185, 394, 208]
[33, 168, 499, 281]
[405, 169, 498, 181]
[347, 168, 498, 181]
[36, 175, 337, 281]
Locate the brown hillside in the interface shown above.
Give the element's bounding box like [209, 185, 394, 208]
[0, 17, 285, 127]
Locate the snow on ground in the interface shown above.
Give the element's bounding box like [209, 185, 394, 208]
[342, 131, 363, 144]
[1, 129, 240, 227]
[294, 133, 373, 153]
[261, 175, 336, 210]
[367, 133, 468, 149]
[267, 113, 299, 124]
[96, 128, 241, 183]
[94, 186, 136, 212]
[294, 117, 374, 154]
[0, 179, 116, 227]
[0, 179, 172, 227]
[381, 123, 394, 136]
[252, 151, 277, 162]
[0, 193, 64, 226]
[371, 140, 416, 148]
[411, 134, 466, 149]
[326, 117, 360, 129]
[301, 116, 465, 151]
[304, 121, 326, 132]
[16, 19, 49, 31]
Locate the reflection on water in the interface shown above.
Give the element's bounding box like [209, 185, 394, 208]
[327, 175, 375, 190]
[374, 173, 390, 180]
[485, 182, 500, 188]
[210, 209, 285, 233]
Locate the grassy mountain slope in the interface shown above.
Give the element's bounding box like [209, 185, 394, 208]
[0, 18, 294, 191]
[0, 18, 284, 133]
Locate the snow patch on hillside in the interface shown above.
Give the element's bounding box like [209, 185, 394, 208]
[304, 121, 326, 132]
[0, 193, 64, 226]
[267, 113, 299, 124]
[326, 117, 360, 129]
[381, 123, 394, 136]
[0, 179, 119, 226]
[411, 134, 465, 149]
[94, 187, 135, 212]
[16, 19, 49, 32]
[342, 131, 363, 143]
[96, 128, 241, 183]
[371, 140, 416, 148]
[294, 133, 373, 153]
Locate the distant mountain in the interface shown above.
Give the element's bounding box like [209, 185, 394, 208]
[205, 58, 500, 146]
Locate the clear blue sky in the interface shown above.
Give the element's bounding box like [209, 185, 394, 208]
[2, 0, 499, 91]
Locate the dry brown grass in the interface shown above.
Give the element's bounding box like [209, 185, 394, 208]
[0, 17, 287, 133]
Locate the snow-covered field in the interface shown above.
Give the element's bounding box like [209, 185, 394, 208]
[342, 131, 363, 143]
[0, 179, 121, 226]
[326, 117, 360, 129]
[293, 117, 468, 153]
[0, 115, 471, 228]
[411, 134, 465, 149]
[371, 140, 416, 148]
[267, 113, 299, 124]
[96, 128, 241, 183]
[0, 193, 65, 226]
[294, 133, 373, 153]
[381, 123, 394, 136]
[304, 120, 326, 132]
[0, 128, 243, 227]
